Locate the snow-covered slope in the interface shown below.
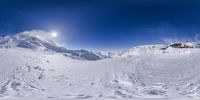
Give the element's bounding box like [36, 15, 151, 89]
[116, 45, 167, 57]
[102, 43, 200, 58]
[0, 30, 101, 60]
[1, 31, 200, 100]
[0, 46, 200, 100]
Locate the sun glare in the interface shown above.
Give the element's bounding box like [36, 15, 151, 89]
[51, 31, 58, 37]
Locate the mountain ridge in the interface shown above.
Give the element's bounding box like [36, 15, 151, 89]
[0, 31, 200, 60]
[0, 31, 101, 60]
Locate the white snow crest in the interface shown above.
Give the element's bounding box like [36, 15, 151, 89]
[15, 30, 57, 44]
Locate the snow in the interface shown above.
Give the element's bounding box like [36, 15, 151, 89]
[0, 47, 200, 100]
[0, 31, 200, 99]
[0, 31, 102, 60]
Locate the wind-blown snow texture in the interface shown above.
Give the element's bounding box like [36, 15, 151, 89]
[0, 31, 200, 100]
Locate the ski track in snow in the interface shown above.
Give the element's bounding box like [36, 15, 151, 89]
[0, 48, 200, 100]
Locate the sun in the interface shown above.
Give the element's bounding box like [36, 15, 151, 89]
[51, 31, 58, 37]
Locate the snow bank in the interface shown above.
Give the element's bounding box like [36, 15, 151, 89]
[0, 43, 200, 99]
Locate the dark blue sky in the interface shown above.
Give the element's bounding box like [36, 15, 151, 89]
[0, 0, 200, 50]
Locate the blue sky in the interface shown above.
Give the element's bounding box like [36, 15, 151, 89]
[0, 0, 200, 50]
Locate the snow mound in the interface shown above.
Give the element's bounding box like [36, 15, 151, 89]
[0, 65, 44, 97]
[0, 49, 46, 97]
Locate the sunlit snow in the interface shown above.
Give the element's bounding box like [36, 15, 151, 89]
[0, 31, 200, 100]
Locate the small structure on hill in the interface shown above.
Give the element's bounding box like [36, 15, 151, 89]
[0, 45, 11, 49]
[169, 43, 196, 48]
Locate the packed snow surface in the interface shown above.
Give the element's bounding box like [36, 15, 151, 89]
[0, 46, 200, 100]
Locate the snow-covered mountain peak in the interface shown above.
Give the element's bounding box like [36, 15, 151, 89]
[15, 30, 56, 43]
[0, 30, 59, 50]
[0, 30, 102, 60]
